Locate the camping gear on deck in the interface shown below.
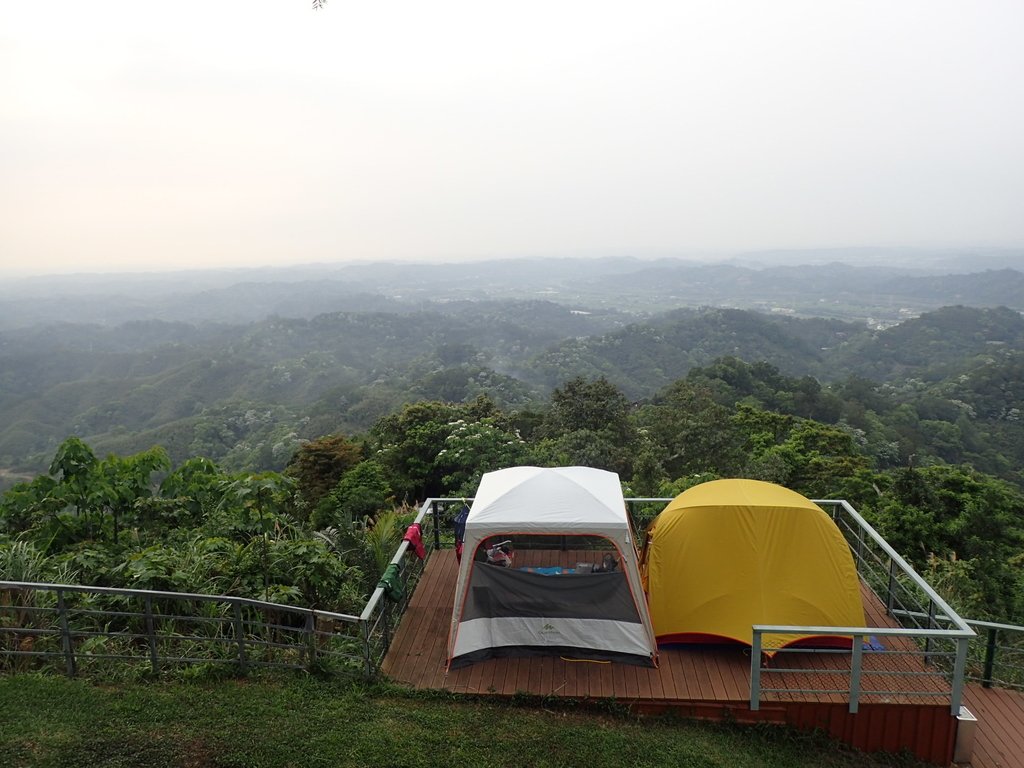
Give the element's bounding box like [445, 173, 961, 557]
[641, 479, 865, 652]
[485, 540, 514, 566]
[447, 466, 657, 668]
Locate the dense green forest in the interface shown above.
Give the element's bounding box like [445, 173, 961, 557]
[2, 302, 1023, 492]
[2, 259, 1023, 631]
[2, 364, 1023, 627]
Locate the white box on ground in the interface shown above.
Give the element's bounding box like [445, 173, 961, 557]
[954, 706, 977, 764]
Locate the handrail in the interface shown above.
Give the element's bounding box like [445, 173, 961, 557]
[966, 618, 1024, 633]
[815, 499, 973, 635]
[751, 624, 972, 715]
[0, 581, 360, 624]
[962, 618, 1024, 690]
[358, 497, 433, 623]
[893, 610, 1024, 636]
[752, 624, 973, 639]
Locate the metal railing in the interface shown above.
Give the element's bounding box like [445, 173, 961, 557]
[890, 611, 1024, 691]
[0, 498, 460, 680]
[0, 582, 363, 677]
[751, 625, 969, 715]
[358, 497, 456, 674]
[965, 619, 1024, 690]
[749, 500, 974, 715]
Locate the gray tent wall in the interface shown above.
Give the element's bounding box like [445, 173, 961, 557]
[446, 466, 657, 667]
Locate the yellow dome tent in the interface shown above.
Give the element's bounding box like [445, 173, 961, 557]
[641, 479, 865, 652]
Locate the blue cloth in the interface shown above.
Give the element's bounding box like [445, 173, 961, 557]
[452, 504, 470, 544]
[518, 566, 576, 575]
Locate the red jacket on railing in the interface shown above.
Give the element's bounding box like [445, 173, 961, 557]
[403, 523, 425, 560]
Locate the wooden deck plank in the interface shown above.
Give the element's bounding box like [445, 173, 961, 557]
[538, 654, 552, 697]
[463, 652, 485, 694]
[704, 646, 735, 702]
[611, 661, 627, 700]
[596, 659, 614, 698]
[693, 649, 717, 701]
[630, 663, 655, 704]
[673, 647, 698, 699]
[502, 656, 519, 695]
[648, 654, 669, 700]
[721, 647, 750, 701]
[562, 655, 579, 698]
[963, 684, 1024, 768]
[517, 651, 535, 694]
[655, 651, 677, 700]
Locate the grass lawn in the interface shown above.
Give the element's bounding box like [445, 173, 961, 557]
[0, 674, 928, 768]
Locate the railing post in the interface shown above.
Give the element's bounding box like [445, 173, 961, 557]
[749, 630, 762, 711]
[56, 589, 76, 678]
[144, 596, 159, 674]
[382, 600, 392, 651]
[982, 626, 998, 689]
[951, 635, 969, 716]
[924, 600, 937, 663]
[885, 557, 897, 616]
[304, 612, 317, 672]
[361, 617, 373, 679]
[232, 601, 248, 675]
[849, 634, 863, 714]
[431, 500, 441, 551]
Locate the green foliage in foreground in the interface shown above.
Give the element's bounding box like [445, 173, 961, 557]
[0, 675, 927, 768]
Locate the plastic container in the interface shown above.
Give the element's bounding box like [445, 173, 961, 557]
[954, 705, 977, 764]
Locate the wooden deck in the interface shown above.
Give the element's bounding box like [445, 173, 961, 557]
[963, 683, 1024, 768]
[383, 549, 987, 764]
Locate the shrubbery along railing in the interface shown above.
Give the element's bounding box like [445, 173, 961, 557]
[0, 581, 364, 676]
[358, 497, 447, 674]
[1, 497, 448, 679]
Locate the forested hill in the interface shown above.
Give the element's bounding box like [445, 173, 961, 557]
[528, 309, 852, 394]
[535, 304, 1024, 396]
[2, 300, 1023, 490]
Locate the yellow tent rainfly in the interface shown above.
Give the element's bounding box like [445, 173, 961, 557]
[641, 479, 866, 653]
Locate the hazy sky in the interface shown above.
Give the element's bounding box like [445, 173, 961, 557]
[2, 1, 1023, 277]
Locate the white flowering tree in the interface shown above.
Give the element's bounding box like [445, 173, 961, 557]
[436, 417, 532, 496]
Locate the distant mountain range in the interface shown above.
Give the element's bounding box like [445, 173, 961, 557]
[1, 254, 1021, 330]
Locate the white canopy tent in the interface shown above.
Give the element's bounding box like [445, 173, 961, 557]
[447, 466, 657, 668]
